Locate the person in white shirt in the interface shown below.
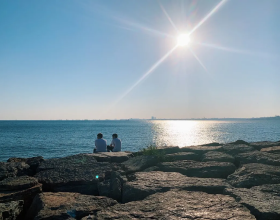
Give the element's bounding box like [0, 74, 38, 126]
[94, 133, 107, 153]
[109, 133, 121, 152]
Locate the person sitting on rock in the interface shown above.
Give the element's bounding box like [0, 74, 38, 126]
[108, 133, 122, 152]
[94, 133, 107, 153]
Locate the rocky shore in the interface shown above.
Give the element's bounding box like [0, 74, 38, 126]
[1, 140, 280, 220]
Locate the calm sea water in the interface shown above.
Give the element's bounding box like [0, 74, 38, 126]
[0, 119, 279, 162]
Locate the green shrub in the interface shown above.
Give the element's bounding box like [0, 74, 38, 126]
[141, 145, 167, 162]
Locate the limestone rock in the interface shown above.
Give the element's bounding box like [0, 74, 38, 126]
[250, 141, 280, 150]
[142, 166, 159, 172]
[97, 190, 255, 220]
[7, 156, 44, 175]
[37, 154, 97, 172]
[26, 192, 117, 220]
[225, 185, 280, 220]
[227, 163, 280, 188]
[0, 176, 39, 191]
[201, 142, 221, 146]
[229, 140, 250, 145]
[121, 155, 158, 174]
[35, 153, 121, 195]
[122, 171, 230, 203]
[98, 171, 126, 202]
[261, 146, 280, 154]
[0, 177, 41, 220]
[164, 152, 200, 162]
[251, 183, 280, 194]
[202, 151, 235, 163]
[0, 181, 42, 204]
[236, 151, 280, 166]
[157, 160, 236, 178]
[88, 152, 133, 163]
[36, 162, 116, 195]
[220, 144, 255, 155]
[156, 146, 180, 154]
[180, 145, 222, 155]
[0, 200, 24, 220]
[0, 162, 30, 181]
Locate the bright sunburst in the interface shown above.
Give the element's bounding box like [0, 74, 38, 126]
[108, 0, 230, 110]
[177, 34, 190, 47]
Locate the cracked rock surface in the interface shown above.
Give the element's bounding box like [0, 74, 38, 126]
[96, 190, 256, 220]
[157, 160, 236, 178]
[225, 185, 280, 220]
[122, 171, 230, 202]
[227, 163, 280, 188]
[26, 192, 117, 220]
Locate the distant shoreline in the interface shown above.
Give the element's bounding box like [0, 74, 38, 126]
[0, 116, 279, 121]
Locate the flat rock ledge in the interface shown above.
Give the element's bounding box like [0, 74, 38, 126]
[87, 152, 133, 163]
[122, 171, 230, 203]
[227, 163, 280, 188]
[225, 184, 280, 220]
[26, 192, 117, 220]
[96, 190, 255, 220]
[1, 140, 280, 220]
[157, 160, 236, 178]
[0, 200, 24, 220]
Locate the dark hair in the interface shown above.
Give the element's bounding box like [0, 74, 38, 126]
[112, 133, 118, 138]
[97, 133, 103, 138]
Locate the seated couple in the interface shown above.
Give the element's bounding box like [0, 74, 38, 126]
[94, 133, 121, 153]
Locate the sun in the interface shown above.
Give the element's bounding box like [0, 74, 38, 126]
[177, 34, 190, 46]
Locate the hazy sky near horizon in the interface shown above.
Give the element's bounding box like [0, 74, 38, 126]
[1, 0, 280, 120]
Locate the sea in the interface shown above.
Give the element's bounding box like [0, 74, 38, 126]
[0, 119, 280, 162]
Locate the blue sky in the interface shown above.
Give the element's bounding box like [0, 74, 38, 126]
[0, 0, 279, 119]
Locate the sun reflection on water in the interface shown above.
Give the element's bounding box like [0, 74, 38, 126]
[151, 120, 231, 147]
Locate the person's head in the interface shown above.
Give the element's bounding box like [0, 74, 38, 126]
[112, 133, 118, 139]
[97, 133, 103, 139]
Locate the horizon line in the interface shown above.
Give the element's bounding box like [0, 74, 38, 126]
[0, 116, 279, 121]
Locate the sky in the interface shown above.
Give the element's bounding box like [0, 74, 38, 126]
[0, 0, 280, 120]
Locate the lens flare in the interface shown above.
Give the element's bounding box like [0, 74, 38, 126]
[177, 34, 190, 46]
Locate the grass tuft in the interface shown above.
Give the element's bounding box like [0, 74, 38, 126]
[141, 145, 167, 162]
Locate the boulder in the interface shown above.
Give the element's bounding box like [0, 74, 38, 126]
[96, 190, 255, 220]
[37, 154, 98, 172]
[156, 146, 181, 154]
[227, 163, 280, 188]
[201, 142, 221, 146]
[36, 154, 123, 195]
[261, 146, 280, 154]
[142, 166, 160, 172]
[0, 176, 42, 199]
[88, 152, 133, 163]
[0, 162, 30, 181]
[220, 144, 255, 155]
[225, 185, 280, 220]
[36, 162, 117, 195]
[98, 171, 127, 202]
[25, 192, 117, 220]
[157, 160, 236, 178]
[122, 171, 231, 203]
[7, 156, 44, 175]
[202, 151, 235, 163]
[121, 155, 158, 174]
[0, 176, 39, 191]
[0, 200, 24, 220]
[0, 176, 42, 218]
[180, 145, 222, 155]
[236, 151, 280, 166]
[250, 141, 280, 150]
[229, 140, 250, 145]
[164, 152, 201, 162]
[252, 183, 280, 194]
[0, 184, 42, 203]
